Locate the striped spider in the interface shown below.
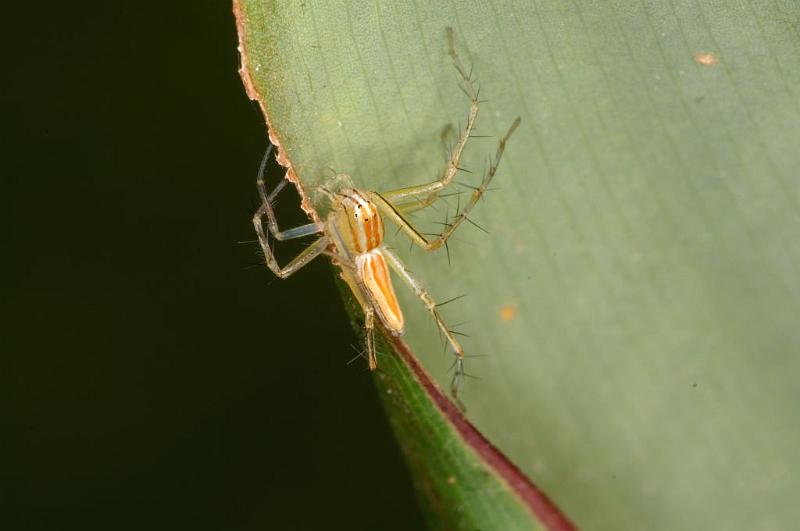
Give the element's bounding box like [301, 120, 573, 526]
[253, 29, 519, 406]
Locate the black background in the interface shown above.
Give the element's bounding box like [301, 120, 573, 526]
[4, 3, 423, 529]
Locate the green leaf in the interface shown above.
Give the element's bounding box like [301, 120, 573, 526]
[334, 273, 571, 530]
[235, 1, 800, 529]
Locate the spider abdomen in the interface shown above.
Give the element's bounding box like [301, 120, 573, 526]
[356, 249, 404, 335]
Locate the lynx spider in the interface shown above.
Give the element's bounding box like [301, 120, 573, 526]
[253, 29, 520, 407]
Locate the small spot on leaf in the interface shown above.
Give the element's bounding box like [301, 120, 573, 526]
[694, 52, 718, 66]
[500, 305, 517, 322]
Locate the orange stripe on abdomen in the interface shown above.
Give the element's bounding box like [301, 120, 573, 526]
[356, 250, 404, 334]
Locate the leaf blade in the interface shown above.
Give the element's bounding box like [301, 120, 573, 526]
[236, 1, 800, 529]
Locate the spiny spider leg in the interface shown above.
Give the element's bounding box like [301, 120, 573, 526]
[325, 214, 382, 370]
[255, 145, 325, 242]
[378, 28, 480, 213]
[368, 116, 519, 251]
[363, 307, 377, 370]
[253, 210, 328, 279]
[252, 146, 327, 278]
[381, 248, 466, 404]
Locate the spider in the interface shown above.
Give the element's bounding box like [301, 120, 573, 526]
[253, 29, 520, 407]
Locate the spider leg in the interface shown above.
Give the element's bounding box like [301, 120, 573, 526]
[381, 247, 467, 407]
[364, 307, 377, 370]
[325, 221, 382, 370]
[253, 217, 329, 279]
[255, 145, 325, 241]
[377, 28, 481, 213]
[366, 117, 518, 252]
[336, 262, 381, 371]
[253, 145, 327, 278]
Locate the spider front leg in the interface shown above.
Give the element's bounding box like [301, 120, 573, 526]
[253, 145, 327, 278]
[368, 116, 520, 251]
[381, 247, 467, 407]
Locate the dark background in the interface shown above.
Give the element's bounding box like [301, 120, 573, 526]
[3, 3, 423, 529]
